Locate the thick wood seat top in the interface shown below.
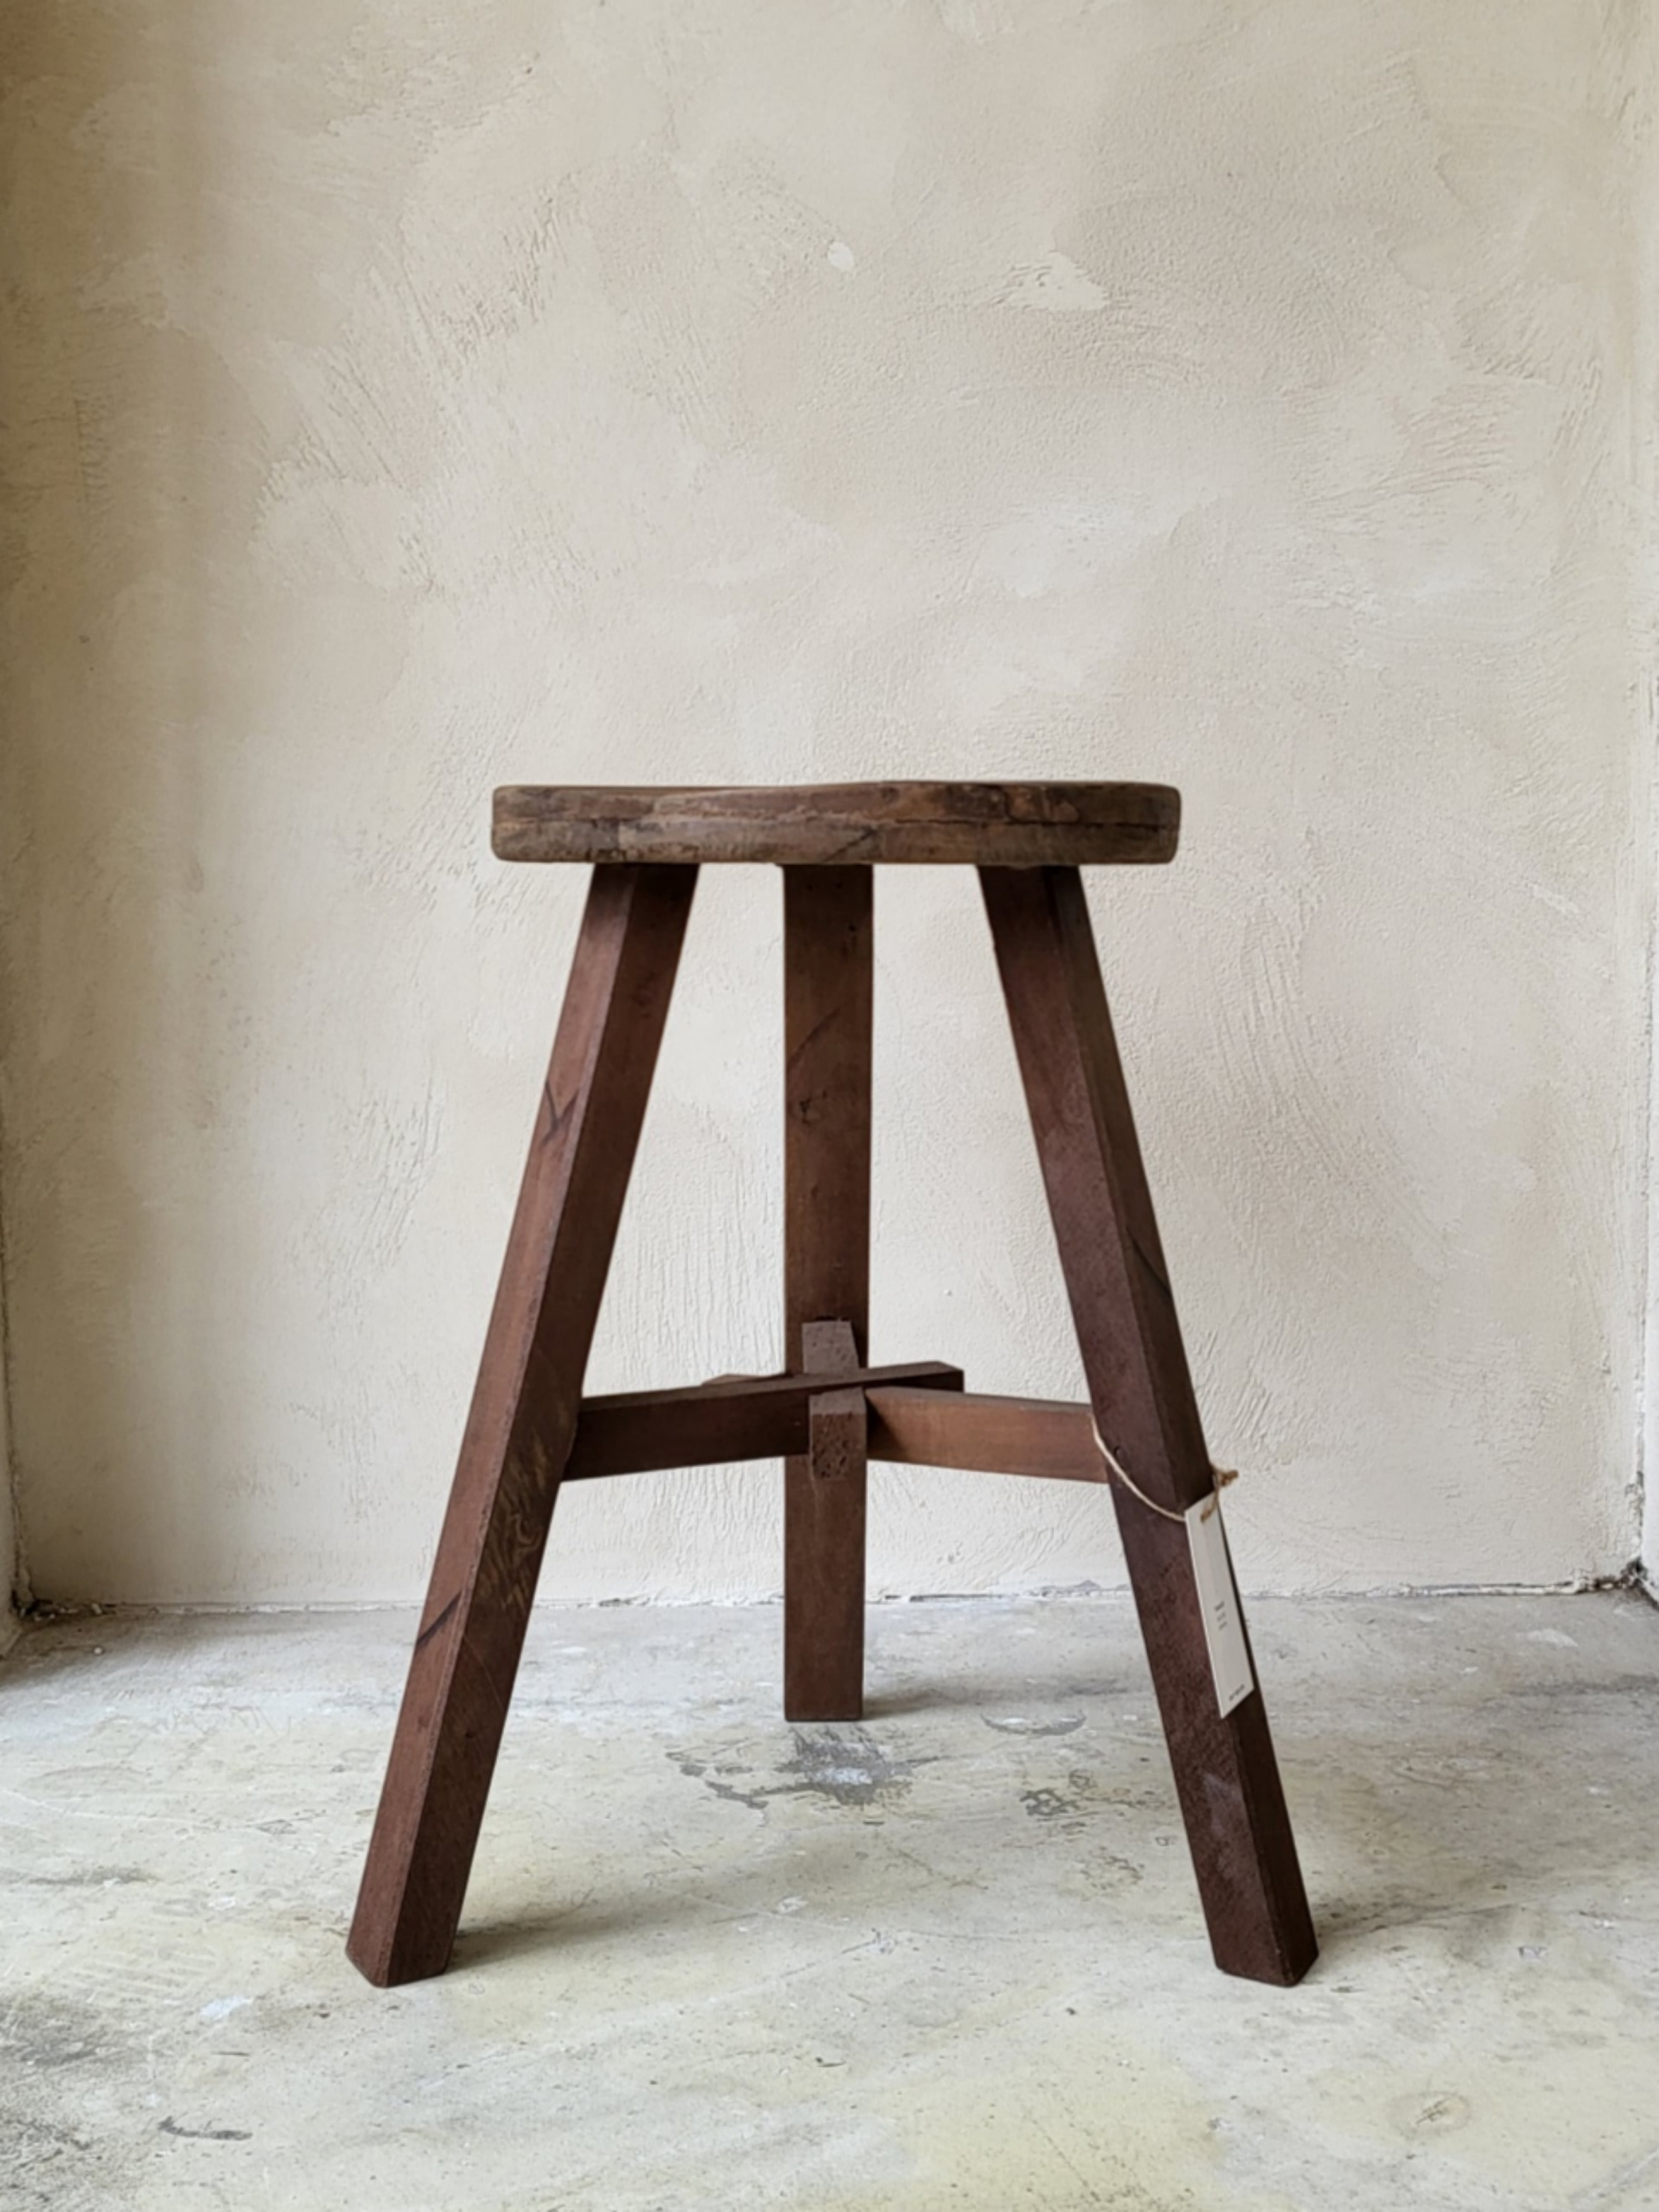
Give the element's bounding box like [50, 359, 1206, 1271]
[493, 782, 1179, 867]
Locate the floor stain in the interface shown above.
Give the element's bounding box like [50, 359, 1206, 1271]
[2, 1866, 156, 1890]
[672, 1725, 917, 1813]
[669, 1752, 770, 1812]
[159, 2117, 253, 2142]
[1391, 2090, 1472, 2136]
[1083, 1851, 1144, 1893]
[983, 1713, 1086, 1736]
[1, 1994, 122, 2073]
[1020, 1785, 1079, 1820]
[780, 1727, 913, 1809]
[0, 1995, 138, 2212]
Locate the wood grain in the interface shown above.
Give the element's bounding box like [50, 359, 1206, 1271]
[346, 864, 697, 1989]
[980, 864, 1317, 1988]
[782, 867, 872, 1721]
[493, 782, 1179, 869]
[866, 1387, 1103, 1483]
[563, 1360, 962, 1480]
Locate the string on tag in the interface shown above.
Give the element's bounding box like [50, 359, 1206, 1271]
[1089, 1418, 1238, 1525]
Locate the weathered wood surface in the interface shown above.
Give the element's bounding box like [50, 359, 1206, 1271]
[803, 1322, 866, 1485]
[563, 1360, 962, 1480]
[782, 868, 872, 1720]
[800, 1319, 860, 1373]
[866, 1387, 1104, 1483]
[981, 863, 1317, 1988]
[493, 782, 1180, 869]
[805, 1318, 871, 1477]
[809, 1388, 867, 1481]
[346, 864, 697, 1989]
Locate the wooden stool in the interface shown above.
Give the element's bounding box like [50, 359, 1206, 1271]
[347, 784, 1317, 1989]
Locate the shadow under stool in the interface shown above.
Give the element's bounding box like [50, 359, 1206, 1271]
[347, 781, 1317, 1991]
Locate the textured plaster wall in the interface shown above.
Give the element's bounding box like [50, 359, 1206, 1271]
[1, 2, 1653, 1605]
[0, 1283, 16, 1645]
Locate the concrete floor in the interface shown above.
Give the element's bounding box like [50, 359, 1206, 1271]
[2, 1594, 1658, 2212]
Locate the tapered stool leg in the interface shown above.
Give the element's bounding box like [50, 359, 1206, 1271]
[782, 866, 872, 1722]
[981, 865, 1317, 1987]
[347, 863, 697, 1987]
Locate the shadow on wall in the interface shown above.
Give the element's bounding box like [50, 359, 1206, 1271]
[2, 4, 256, 1596]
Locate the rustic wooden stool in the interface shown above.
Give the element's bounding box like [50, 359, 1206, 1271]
[347, 783, 1316, 1989]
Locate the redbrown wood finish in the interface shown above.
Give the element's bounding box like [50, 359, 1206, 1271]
[349, 786, 1315, 1994]
[800, 1319, 860, 1373]
[809, 1389, 867, 1483]
[980, 864, 1316, 1987]
[802, 1320, 864, 1485]
[563, 1360, 962, 1481]
[493, 782, 1179, 869]
[346, 864, 697, 1988]
[866, 1386, 1104, 1483]
[782, 867, 872, 1722]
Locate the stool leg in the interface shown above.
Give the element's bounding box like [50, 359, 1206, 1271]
[980, 865, 1317, 1987]
[782, 866, 872, 1722]
[347, 863, 698, 1987]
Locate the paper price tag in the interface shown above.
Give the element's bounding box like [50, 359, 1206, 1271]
[1185, 1495, 1255, 1719]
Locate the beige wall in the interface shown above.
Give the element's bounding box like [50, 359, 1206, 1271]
[0, 1286, 16, 1645]
[1, 1, 1652, 1605]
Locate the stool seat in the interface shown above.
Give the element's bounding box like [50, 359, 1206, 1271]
[493, 780, 1178, 867]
